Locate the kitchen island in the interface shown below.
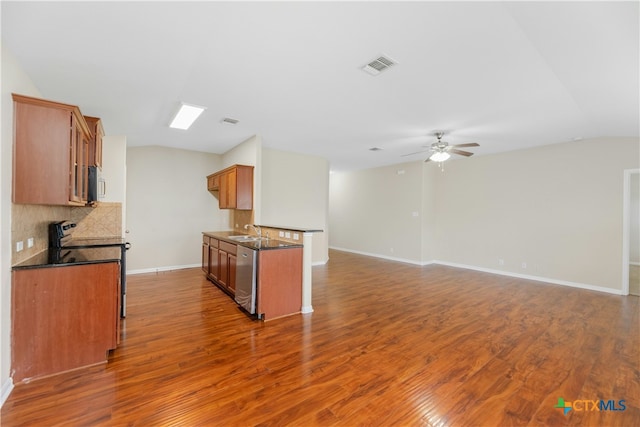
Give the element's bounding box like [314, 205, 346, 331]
[202, 231, 303, 320]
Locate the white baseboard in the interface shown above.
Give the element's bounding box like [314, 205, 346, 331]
[433, 260, 623, 296]
[328, 246, 622, 295]
[300, 305, 314, 314]
[127, 263, 200, 275]
[312, 260, 328, 266]
[1, 377, 13, 408]
[329, 246, 431, 266]
[631, 261, 640, 267]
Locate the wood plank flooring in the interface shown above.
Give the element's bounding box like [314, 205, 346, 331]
[2, 249, 639, 426]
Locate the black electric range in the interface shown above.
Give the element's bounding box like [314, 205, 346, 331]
[49, 221, 131, 318]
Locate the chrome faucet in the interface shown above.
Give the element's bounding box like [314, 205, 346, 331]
[244, 224, 262, 238]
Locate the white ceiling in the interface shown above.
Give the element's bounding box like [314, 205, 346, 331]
[2, 1, 638, 171]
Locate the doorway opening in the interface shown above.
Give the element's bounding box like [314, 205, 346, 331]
[623, 169, 639, 296]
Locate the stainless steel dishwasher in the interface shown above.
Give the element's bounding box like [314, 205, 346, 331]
[235, 245, 257, 314]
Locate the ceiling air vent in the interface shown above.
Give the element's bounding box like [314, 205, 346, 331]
[362, 55, 397, 76]
[221, 117, 239, 125]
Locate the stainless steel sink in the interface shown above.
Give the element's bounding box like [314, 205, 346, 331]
[227, 235, 262, 242]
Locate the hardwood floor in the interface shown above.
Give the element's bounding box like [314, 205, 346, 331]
[2, 249, 639, 426]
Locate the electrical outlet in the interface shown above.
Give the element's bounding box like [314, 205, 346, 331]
[285, 232, 291, 239]
[498, 258, 504, 266]
[27, 237, 34, 248]
[279, 231, 284, 237]
[16, 241, 24, 252]
[293, 233, 299, 240]
[521, 262, 527, 269]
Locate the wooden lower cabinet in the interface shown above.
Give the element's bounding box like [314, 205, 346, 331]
[217, 241, 237, 295]
[204, 237, 235, 296]
[12, 262, 120, 383]
[201, 234, 303, 320]
[257, 247, 302, 320]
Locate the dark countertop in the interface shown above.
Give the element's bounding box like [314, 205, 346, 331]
[13, 247, 122, 270]
[257, 225, 323, 233]
[203, 231, 303, 250]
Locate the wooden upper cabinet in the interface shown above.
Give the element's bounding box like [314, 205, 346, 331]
[84, 116, 104, 169]
[12, 94, 92, 206]
[207, 164, 253, 210]
[207, 174, 220, 191]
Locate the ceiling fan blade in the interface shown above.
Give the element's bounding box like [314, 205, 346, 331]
[451, 143, 479, 148]
[449, 149, 474, 157]
[401, 150, 430, 157]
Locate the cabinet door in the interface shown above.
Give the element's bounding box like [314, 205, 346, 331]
[219, 249, 229, 287]
[85, 116, 104, 169]
[14, 102, 70, 204]
[219, 170, 237, 209]
[207, 174, 219, 191]
[69, 114, 89, 204]
[228, 253, 237, 294]
[95, 121, 103, 168]
[235, 165, 253, 210]
[225, 169, 237, 209]
[209, 246, 219, 280]
[202, 242, 209, 274]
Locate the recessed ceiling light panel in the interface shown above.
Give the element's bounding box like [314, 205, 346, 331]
[170, 103, 206, 130]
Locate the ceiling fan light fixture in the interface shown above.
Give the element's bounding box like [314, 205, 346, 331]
[430, 151, 451, 162]
[170, 103, 206, 130]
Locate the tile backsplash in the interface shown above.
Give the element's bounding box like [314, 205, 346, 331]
[69, 202, 122, 238]
[11, 202, 122, 265]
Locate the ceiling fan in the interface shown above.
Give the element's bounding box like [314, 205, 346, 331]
[402, 132, 479, 162]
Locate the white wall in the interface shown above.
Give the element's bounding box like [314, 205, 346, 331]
[631, 173, 640, 264]
[421, 165, 437, 262]
[329, 137, 640, 293]
[125, 146, 222, 272]
[330, 161, 424, 264]
[261, 148, 330, 264]
[435, 137, 639, 291]
[0, 44, 42, 405]
[101, 135, 127, 236]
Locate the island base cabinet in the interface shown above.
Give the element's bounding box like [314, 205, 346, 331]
[257, 247, 303, 320]
[12, 262, 120, 383]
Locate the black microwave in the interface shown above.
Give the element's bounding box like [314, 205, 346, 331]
[88, 166, 104, 202]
